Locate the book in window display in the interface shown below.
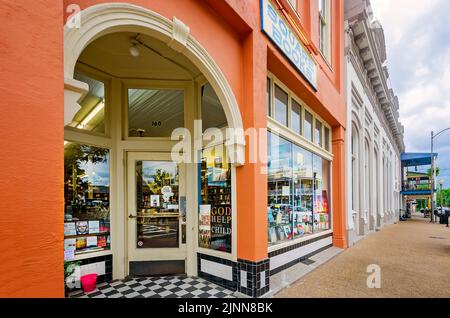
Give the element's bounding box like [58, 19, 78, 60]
[64, 142, 111, 255]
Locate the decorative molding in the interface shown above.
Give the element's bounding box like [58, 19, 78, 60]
[168, 17, 190, 53]
[64, 77, 89, 126]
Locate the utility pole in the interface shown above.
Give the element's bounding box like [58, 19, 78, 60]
[431, 131, 435, 223]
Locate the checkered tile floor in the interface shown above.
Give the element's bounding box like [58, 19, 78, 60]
[69, 276, 236, 298]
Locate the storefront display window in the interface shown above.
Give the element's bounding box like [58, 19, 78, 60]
[128, 88, 184, 137]
[64, 142, 110, 259]
[201, 83, 228, 132]
[313, 154, 331, 233]
[267, 132, 331, 247]
[66, 71, 106, 134]
[293, 145, 313, 238]
[199, 145, 232, 253]
[268, 133, 293, 245]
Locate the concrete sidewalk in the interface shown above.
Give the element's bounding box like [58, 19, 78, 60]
[275, 217, 450, 298]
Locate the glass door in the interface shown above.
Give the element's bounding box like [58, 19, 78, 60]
[127, 152, 186, 275]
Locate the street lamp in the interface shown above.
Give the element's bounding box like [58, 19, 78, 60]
[431, 128, 450, 223]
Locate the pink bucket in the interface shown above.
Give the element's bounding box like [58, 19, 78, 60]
[80, 274, 98, 293]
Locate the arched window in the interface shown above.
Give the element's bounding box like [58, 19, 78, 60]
[351, 124, 359, 212]
[364, 139, 371, 215]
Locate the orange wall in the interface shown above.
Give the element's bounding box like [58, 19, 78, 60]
[0, 0, 64, 297]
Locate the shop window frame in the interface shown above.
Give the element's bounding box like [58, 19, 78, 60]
[266, 73, 333, 253]
[122, 79, 192, 141]
[266, 129, 333, 253]
[64, 64, 115, 262]
[267, 72, 332, 157]
[64, 63, 112, 139]
[194, 76, 238, 262]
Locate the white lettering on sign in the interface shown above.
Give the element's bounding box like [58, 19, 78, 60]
[261, 0, 318, 89]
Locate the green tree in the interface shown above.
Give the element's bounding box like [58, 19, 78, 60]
[427, 166, 441, 177]
[437, 188, 450, 207]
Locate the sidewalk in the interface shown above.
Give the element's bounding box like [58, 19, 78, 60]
[275, 217, 450, 298]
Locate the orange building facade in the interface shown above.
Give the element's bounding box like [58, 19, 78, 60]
[0, 0, 346, 297]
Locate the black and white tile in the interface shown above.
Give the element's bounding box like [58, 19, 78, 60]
[69, 276, 236, 298]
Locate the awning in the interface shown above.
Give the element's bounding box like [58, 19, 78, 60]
[401, 153, 438, 167]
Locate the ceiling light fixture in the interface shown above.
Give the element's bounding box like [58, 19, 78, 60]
[129, 38, 140, 57]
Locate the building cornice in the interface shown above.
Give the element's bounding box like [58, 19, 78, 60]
[344, 0, 405, 153]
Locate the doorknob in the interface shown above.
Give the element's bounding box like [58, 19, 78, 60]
[128, 214, 137, 219]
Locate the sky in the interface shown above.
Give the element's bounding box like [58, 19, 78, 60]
[370, 0, 450, 188]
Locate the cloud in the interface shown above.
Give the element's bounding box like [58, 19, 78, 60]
[370, 0, 450, 187]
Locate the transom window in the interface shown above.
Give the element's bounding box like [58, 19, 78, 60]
[267, 75, 331, 153]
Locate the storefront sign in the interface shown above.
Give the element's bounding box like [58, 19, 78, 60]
[261, 0, 318, 89]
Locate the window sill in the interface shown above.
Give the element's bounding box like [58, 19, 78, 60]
[73, 249, 113, 262]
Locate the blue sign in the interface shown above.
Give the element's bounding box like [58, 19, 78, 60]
[261, 0, 318, 89]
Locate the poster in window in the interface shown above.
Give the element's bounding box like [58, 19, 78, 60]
[88, 220, 100, 234]
[87, 236, 98, 248]
[210, 205, 232, 252]
[199, 205, 211, 249]
[64, 222, 76, 236]
[150, 195, 160, 207]
[97, 236, 107, 248]
[76, 237, 87, 250]
[75, 221, 89, 235]
[64, 238, 76, 252]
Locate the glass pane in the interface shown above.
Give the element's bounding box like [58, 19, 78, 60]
[313, 155, 331, 233]
[201, 83, 227, 132]
[291, 99, 302, 135]
[293, 145, 314, 238]
[304, 110, 313, 141]
[64, 142, 110, 257]
[136, 161, 179, 248]
[315, 119, 323, 147]
[267, 78, 271, 117]
[274, 85, 288, 126]
[268, 132, 293, 246]
[67, 71, 105, 134]
[324, 126, 330, 151]
[128, 89, 184, 137]
[199, 145, 232, 253]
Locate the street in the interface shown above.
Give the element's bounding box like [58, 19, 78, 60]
[276, 216, 450, 298]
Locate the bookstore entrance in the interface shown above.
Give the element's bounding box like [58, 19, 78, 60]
[126, 152, 188, 276]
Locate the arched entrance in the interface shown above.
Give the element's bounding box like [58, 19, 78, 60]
[63, 3, 244, 280]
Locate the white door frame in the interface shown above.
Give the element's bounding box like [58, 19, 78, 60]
[126, 152, 187, 270]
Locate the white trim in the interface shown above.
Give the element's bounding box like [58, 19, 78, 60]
[268, 230, 333, 253]
[74, 250, 113, 261]
[268, 118, 334, 162]
[269, 235, 333, 271]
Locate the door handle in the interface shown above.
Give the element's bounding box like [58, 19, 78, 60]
[128, 214, 137, 219]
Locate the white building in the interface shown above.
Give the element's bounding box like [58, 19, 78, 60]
[344, 0, 405, 246]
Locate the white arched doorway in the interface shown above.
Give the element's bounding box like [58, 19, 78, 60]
[63, 3, 245, 280]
